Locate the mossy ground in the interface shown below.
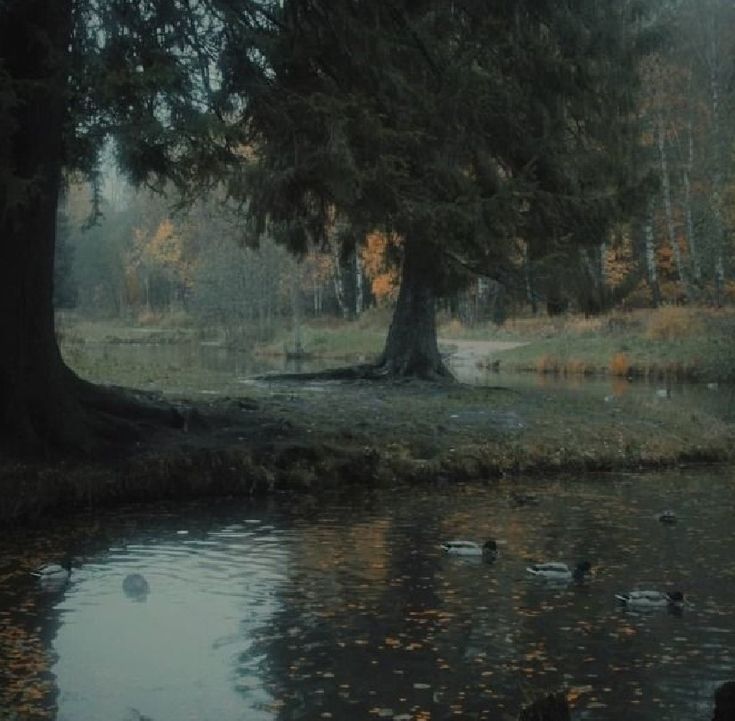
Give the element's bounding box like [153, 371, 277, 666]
[2, 373, 732, 525]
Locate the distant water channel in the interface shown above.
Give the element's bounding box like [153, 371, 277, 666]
[63, 338, 735, 422]
[2, 469, 735, 720]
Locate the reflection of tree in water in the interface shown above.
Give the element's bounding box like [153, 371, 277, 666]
[506, 481, 713, 719]
[237, 496, 500, 720]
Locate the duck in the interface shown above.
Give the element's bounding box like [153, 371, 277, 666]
[122, 573, 150, 602]
[615, 590, 685, 609]
[510, 492, 540, 507]
[526, 560, 592, 582]
[657, 510, 677, 524]
[441, 540, 498, 559]
[31, 559, 72, 586]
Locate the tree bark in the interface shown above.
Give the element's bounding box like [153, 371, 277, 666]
[0, 0, 180, 455]
[0, 0, 86, 453]
[642, 196, 661, 308]
[706, 9, 728, 307]
[377, 237, 452, 380]
[683, 116, 702, 284]
[656, 113, 688, 293]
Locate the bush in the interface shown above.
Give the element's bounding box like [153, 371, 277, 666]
[610, 352, 631, 377]
[645, 307, 703, 341]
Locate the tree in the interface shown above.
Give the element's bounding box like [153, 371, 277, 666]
[229, 0, 655, 378]
[0, 0, 240, 453]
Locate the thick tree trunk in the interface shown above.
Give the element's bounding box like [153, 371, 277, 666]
[377, 237, 452, 380]
[0, 0, 87, 453]
[0, 0, 180, 455]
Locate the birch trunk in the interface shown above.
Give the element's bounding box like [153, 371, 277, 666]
[643, 197, 661, 307]
[706, 9, 729, 307]
[656, 114, 687, 291]
[683, 116, 702, 284]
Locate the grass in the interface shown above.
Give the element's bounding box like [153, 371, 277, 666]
[255, 322, 385, 360]
[474, 307, 735, 382]
[3, 363, 733, 525]
[58, 305, 735, 383]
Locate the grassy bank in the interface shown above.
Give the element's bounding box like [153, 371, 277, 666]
[459, 307, 735, 382]
[3, 376, 732, 525]
[9, 305, 725, 527]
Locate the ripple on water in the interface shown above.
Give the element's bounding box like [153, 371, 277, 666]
[0, 470, 734, 721]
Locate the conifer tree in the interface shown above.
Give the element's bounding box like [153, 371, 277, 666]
[227, 0, 654, 378]
[0, 0, 248, 453]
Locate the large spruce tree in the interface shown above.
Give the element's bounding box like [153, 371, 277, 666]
[227, 0, 651, 378]
[0, 0, 253, 453]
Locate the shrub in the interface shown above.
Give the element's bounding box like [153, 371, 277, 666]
[610, 352, 631, 377]
[645, 307, 702, 341]
[536, 354, 561, 373]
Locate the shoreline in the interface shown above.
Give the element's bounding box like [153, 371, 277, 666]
[3, 379, 732, 526]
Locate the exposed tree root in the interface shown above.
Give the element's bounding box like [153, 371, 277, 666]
[2, 367, 187, 459]
[256, 361, 458, 384]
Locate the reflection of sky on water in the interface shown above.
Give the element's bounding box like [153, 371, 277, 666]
[1, 469, 734, 720]
[53, 522, 288, 721]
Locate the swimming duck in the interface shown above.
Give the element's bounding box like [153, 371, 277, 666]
[441, 540, 498, 559]
[31, 559, 72, 586]
[657, 510, 677, 524]
[615, 590, 684, 608]
[122, 573, 150, 602]
[510, 492, 540, 507]
[526, 561, 592, 582]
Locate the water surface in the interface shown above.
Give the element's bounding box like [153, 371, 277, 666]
[62, 338, 735, 422]
[2, 469, 734, 720]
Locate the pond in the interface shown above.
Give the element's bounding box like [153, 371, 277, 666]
[2, 468, 734, 720]
[62, 338, 735, 422]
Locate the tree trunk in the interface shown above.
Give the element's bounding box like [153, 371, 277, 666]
[377, 237, 452, 380]
[642, 196, 661, 308]
[706, 11, 728, 307]
[0, 1, 180, 455]
[354, 250, 364, 317]
[0, 0, 88, 453]
[330, 222, 350, 319]
[656, 113, 688, 293]
[683, 116, 702, 284]
[523, 241, 538, 314]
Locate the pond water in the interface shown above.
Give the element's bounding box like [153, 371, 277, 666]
[2, 468, 734, 720]
[63, 338, 735, 421]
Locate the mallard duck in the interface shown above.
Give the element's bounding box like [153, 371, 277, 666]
[526, 561, 592, 582]
[441, 540, 498, 559]
[510, 492, 540, 507]
[31, 559, 72, 585]
[657, 510, 677, 524]
[615, 590, 684, 608]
